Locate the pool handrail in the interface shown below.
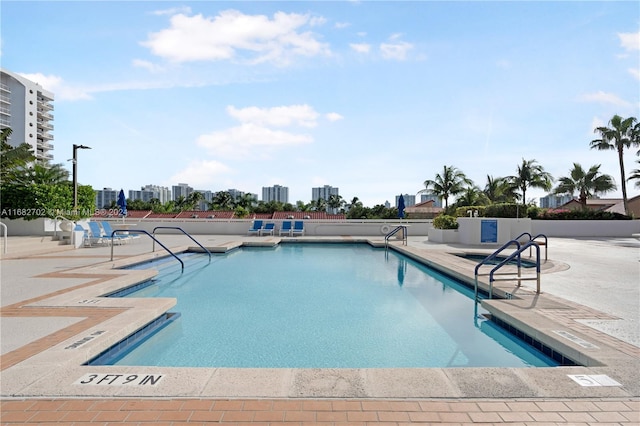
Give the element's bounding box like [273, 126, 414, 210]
[488, 241, 541, 298]
[110, 229, 184, 272]
[151, 226, 211, 262]
[0, 222, 6, 254]
[515, 231, 548, 260]
[474, 239, 521, 301]
[384, 225, 407, 248]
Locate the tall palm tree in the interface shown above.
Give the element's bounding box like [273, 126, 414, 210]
[327, 194, 344, 214]
[553, 163, 616, 209]
[1, 128, 36, 184]
[483, 175, 518, 204]
[420, 165, 472, 209]
[455, 185, 489, 207]
[590, 115, 639, 215]
[509, 158, 553, 205]
[628, 159, 640, 188]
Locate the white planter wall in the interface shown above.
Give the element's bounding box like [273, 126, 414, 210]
[532, 220, 640, 237]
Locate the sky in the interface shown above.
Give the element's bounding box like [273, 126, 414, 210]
[2, 1, 639, 207]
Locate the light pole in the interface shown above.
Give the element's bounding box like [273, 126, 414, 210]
[72, 144, 91, 212]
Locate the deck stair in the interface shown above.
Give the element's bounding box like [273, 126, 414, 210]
[0, 236, 76, 259]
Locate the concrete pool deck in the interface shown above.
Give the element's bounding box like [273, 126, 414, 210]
[0, 234, 638, 424]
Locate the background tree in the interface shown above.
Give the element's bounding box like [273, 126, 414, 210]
[509, 158, 553, 205]
[327, 194, 344, 214]
[454, 185, 489, 207]
[209, 191, 233, 210]
[628, 159, 640, 188]
[590, 115, 639, 215]
[553, 163, 616, 209]
[483, 175, 518, 204]
[1, 128, 36, 184]
[419, 165, 472, 210]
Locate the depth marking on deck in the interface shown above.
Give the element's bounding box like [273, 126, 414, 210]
[74, 373, 164, 386]
[64, 330, 107, 349]
[568, 374, 621, 387]
[553, 330, 599, 349]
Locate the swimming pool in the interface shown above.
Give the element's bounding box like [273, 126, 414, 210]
[101, 244, 559, 368]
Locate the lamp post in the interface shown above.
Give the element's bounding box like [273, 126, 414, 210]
[72, 144, 91, 212]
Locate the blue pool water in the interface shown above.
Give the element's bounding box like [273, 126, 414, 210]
[107, 244, 558, 368]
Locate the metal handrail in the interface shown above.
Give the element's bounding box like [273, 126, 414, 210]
[488, 241, 541, 297]
[152, 226, 211, 262]
[384, 225, 407, 248]
[110, 230, 184, 272]
[474, 239, 521, 301]
[515, 232, 548, 260]
[0, 222, 7, 254]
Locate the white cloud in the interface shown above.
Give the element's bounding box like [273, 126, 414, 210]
[151, 6, 192, 16]
[325, 112, 344, 122]
[132, 59, 165, 73]
[18, 73, 91, 101]
[350, 43, 371, 54]
[618, 31, 640, 51]
[197, 123, 312, 158]
[141, 9, 331, 65]
[227, 105, 320, 128]
[579, 91, 632, 107]
[169, 159, 232, 187]
[628, 67, 640, 80]
[334, 22, 350, 29]
[379, 35, 413, 60]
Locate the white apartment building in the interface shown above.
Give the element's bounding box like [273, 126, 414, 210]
[312, 185, 339, 201]
[172, 183, 193, 201]
[262, 184, 289, 203]
[539, 194, 573, 209]
[0, 68, 54, 163]
[95, 188, 118, 209]
[129, 185, 171, 204]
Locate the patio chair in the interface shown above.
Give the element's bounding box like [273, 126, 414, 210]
[86, 222, 111, 246]
[259, 223, 275, 236]
[291, 221, 305, 236]
[100, 221, 130, 244]
[279, 220, 292, 236]
[247, 220, 264, 236]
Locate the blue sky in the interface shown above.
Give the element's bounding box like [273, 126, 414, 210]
[2, 1, 639, 207]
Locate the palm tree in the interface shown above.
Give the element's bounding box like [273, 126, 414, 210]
[590, 115, 639, 215]
[210, 191, 233, 210]
[16, 163, 69, 185]
[186, 191, 204, 210]
[553, 163, 616, 209]
[327, 194, 344, 214]
[455, 185, 489, 207]
[509, 158, 553, 205]
[1, 128, 36, 184]
[483, 175, 518, 204]
[628, 159, 640, 188]
[419, 165, 472, 209]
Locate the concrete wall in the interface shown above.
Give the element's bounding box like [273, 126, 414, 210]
[532, 220, 640, 237]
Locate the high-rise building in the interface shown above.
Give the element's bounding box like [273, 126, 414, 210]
[540, 194, 573, 209]
[262, 184, 289, 203]
[312, 185, 339, 202]
[0, 68, 54, 163]
[129, 185, 171, 204]
[420, 192, 442, 208]
[95, 188, 118, 209]
[172, 183, 193, 201]
[396, 194, 416, 207]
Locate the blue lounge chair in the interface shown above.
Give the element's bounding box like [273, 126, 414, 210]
[101, 221, 130, 244]
[247, 220, 263, 236]
[279, 220, 292, 236]
[291, 221, 305, 236]
[87, 222, 112, 246]
[259, 223, 275, 236]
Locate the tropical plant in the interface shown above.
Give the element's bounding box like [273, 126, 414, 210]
[432, 214, 459, 229]
[327, 193, 344, 213]
[454, 185, 489, 207]
[629, 159, 640, 188]
[553, 163, 616, 209]
[419, 165, 472, 209]
[0, 128, 36, 184]
[12, 163, 70, 186]
[209, 191, 234, 210]
[483, 175, 518, 204]
[509, 158, 553, 205]
[590, 115, 639, 215]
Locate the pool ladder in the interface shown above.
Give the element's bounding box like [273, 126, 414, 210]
[110, 227, 211, 272]
[384, 225, 407, 248]
[473, 233, 546, 301]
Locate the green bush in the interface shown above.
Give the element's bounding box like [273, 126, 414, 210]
[454, 206, 487, 217]
[483, 203, 524, 218]
[537, 209, 631, 220]
[433, 214, 459, 229]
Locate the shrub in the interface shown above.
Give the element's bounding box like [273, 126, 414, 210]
[483, 203, 523, 218]
[433, 214, 459, 229]
[537, 208, 631, 220]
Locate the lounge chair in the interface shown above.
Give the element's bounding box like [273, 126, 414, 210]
[247, 220, 263, 236]
[279, 220, 292, 236]
[100, 221, 130, 244]
[87, 222, 111, 246]
[259, 223, 275, 236]
[291, 221, 305, 236]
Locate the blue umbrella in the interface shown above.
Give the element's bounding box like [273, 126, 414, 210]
[397, 194, 406, 219]
[117, 189, 127, 218]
